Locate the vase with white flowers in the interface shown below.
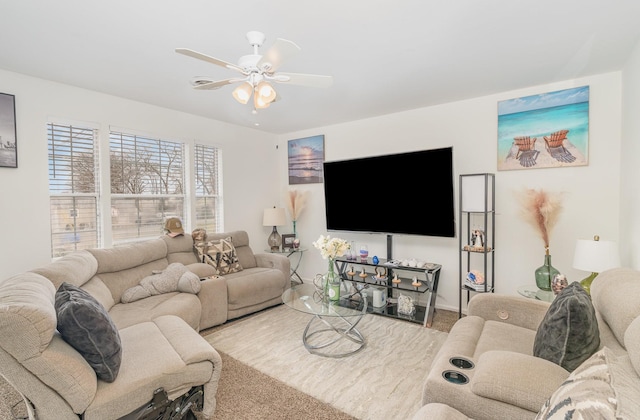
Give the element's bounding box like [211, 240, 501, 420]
[312, 235, 350, 301]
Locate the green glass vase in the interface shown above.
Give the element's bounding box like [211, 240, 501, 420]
[326, 258, 340, 302]
[535, 251, 559, 291]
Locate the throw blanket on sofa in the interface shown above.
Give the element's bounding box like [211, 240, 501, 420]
[121, 263, 201, 303]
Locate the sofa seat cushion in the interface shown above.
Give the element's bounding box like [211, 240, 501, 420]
[225, 267, 287, 310]
[475, 320, 537, 357]
[108, 293, 202, 330]
[83, 316, 221, 420]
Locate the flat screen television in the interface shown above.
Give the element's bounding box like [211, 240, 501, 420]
[323, 147, 455, 237]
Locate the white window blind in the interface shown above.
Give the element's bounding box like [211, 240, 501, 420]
[48, 123, 100, 257]
[194, 144, 222, 232]
[109, 131, 185, 243]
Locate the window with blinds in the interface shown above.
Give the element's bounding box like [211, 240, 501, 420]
[194, 144, 222, 232]
[48, 123, 100, 257]
[109, 131, 185, 243]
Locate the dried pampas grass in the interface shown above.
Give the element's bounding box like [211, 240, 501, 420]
[518, 189, 563, 250]
[286, 189, 308, 221]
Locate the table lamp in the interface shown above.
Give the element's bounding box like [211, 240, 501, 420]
[572, 235, 620, 294]
[263, 207, 286, 251]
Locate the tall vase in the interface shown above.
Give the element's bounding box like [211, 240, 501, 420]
[292, 220, 297, 237]
[535, 248, 559, 291]
[326, 258, 340, 302]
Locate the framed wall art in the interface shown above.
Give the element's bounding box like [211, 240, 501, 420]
[288, 134, 324, 184]
[497, 86, 589, 171]
[0, 93, 17, 168]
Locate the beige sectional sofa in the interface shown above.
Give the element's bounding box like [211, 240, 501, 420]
[415, 267, 640, 419]
[0, 230, 290, 419]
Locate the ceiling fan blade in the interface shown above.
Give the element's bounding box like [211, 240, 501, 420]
[176, 48, 246, 74]
[272, 72, 333, 88]
[257, 38, 301, 72]
[193, 78, 243, 90]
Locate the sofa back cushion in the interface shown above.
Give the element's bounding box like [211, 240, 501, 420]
[88, 239, 169, 303]
[162, 234, 199, 266]
[591, 268, 640, 348]
[31, 250, 98, 289]
[206, 230, 257, 269]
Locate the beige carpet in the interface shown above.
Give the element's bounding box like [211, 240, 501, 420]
[205, 305, 449, 420]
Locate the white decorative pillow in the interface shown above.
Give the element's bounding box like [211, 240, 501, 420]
[536, 347, 640, 419]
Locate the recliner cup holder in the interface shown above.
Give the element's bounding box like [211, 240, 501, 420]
[442, 370, 469, 385]
[449, 357, 474, 369]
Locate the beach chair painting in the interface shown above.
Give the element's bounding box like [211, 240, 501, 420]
[513, 136, 539, 167]
[544, 129, 576, 163]
[497, 86, 589, 171]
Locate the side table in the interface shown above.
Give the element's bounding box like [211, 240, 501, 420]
[265, 248, 307, 285]
[517, 285, 555, 302]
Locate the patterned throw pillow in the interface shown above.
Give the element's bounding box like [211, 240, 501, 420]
[536, 348, 622, 419]
[533, 282, 599, 372]
[195, 237, 243, 275]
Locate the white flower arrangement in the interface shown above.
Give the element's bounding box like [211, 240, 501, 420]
[312, 235, 350, 260]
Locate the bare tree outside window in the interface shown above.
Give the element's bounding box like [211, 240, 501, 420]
[109, 132, 185, 242]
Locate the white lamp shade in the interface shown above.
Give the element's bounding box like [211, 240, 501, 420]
[263, 207, 286, 227]
[461, 174, 493, 212]
[573, 238, 620, 273]
[256, 81, 276, 103]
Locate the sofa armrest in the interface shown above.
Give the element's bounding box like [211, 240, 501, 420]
[197, 276, 228, 330]
[471, 351, 569, 412]
[468, 293, 550, 331]
[254, 253, 291, 286]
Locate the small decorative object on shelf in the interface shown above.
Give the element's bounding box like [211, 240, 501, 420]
[464, 270, 486, 291]
[374, 266, 386, 279]
[392, 273, 401, 286]
[292, 238, 300, 249]
[347, 265, 355, 277]
[359, 245, 369, 261]
[372, 255, 379, 264]
[397, 295, 416, 316]
[411, 276, 422, 288]
[551, 273, 568, 295]
[359, 268, 368, 278]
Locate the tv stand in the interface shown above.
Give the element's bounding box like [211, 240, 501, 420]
[334, 256, 442, 327]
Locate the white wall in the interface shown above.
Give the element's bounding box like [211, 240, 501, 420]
[278, 73, 622, 312]
[620, 39, 640, 270]
[0, 69, 277, 280]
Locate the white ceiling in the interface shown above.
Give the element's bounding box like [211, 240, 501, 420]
[1, 1, 639, 134]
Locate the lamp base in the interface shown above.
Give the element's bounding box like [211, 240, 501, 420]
[579, 272, 598, 295]
[267, 226, 282, 252]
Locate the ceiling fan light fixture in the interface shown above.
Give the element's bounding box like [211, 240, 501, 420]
[256, 81, 277, 103]
[232, 82, 253, 104]
[254, 92, 271, 110]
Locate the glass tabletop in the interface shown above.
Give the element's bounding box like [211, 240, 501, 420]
[282, 283, 367, 317]
[517, 285, 555, 302]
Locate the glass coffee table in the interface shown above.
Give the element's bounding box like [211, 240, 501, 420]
[282, 283, 368, 358]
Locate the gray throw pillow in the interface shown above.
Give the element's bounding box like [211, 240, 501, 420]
[533, 282, 599, 372]
[55, 282, 122, 382]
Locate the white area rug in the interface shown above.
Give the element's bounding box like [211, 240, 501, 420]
[205, 305, 448, 420]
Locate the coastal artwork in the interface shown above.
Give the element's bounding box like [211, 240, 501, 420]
[0, 93, 17, 168]
[288, 135, 324, 184]
[498, 86, 589, 171]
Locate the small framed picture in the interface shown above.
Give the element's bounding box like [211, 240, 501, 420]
[281, 234, 296, 250]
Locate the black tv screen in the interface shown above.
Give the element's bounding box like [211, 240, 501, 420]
[323, 147, 455, 237]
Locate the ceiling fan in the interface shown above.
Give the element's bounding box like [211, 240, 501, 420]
[176, 31, 333, 111]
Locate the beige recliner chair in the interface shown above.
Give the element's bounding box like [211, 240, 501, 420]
[0, 273, 222, 419]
